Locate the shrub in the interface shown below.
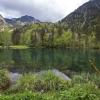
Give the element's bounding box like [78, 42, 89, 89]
[88, 74, 100, 87]
[72, 73, 89, 84]
[72, 73, 100, 88]
[60, 82, 100, 100]
[16, 73, 43, 92]
[41, 71, 72, 91]
[0, 69, 11, 91]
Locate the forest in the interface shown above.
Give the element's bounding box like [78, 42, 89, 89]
[0, 23, 99, 49]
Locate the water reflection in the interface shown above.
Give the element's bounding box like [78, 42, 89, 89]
[0, 48, 100, 73]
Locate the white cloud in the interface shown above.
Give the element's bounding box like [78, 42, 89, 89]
[0, 0, 89, 22]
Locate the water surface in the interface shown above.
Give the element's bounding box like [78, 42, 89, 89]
[0, 48, 100, 74]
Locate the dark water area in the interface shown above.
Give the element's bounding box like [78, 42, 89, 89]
[0, 48, 100, 74]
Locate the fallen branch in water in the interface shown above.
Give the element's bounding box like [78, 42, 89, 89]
[89, 59, 100, 74]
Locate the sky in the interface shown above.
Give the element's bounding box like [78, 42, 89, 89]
[0, 0, 89, 22]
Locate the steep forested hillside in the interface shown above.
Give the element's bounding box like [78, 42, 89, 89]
[61, 0, 100, 41]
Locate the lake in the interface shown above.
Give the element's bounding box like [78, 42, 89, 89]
[0, 48, 100, 74]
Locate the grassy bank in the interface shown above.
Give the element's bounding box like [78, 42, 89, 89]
[0, 45, 100, 50]
[9, 45, 30, 49]
[0, 69, 100, 100]
[0, 45, 30, 49]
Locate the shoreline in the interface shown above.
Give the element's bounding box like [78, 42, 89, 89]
[0, 45, 100, 50]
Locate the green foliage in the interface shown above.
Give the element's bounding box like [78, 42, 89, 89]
[0, 23, 99, 48]
[16, 73, 43, 92]
[58, 73, 100, 100]
[0, 91, 60, 100]
[0, 71, 100, 100]
[72, 73, 89, 84]
[89, 74, 100, 87]
[8, 71, 71, 93]
[0, 28, 12, 47]
[40, 71, 72, 91]
[54, 31, 72, 47]
[72, 73, 100, 87]
[0, 69, 11, 91]
[0, 92, 43, 100]
[60, 83, 100, 100]
[20, 30, 31, 45]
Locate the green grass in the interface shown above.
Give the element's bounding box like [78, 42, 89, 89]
[0, 45, 47, 49]
[0, 45, 30, 49]
[9, 45, 30, 49]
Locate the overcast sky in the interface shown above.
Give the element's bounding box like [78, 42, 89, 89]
[0, 0, 89, 22]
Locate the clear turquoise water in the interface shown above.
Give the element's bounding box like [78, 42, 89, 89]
[0, 48, 100, 73]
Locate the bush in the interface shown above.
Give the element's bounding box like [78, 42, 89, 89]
[0, 69, 11, 91]
[72, 73, 100, 88]
[60, 82, 100, 100]
[16, 73, 43, 92]
[41, 71, 72, 91]
[72, 73, 89, 84]
[88, 74, 100, 87]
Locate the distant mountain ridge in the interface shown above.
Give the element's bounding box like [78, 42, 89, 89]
[61, 0, 100, 39]
[5, 15, 41, 27]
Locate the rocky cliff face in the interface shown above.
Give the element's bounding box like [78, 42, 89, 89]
[61, 0, 100, 39]
[0, 15, 6, 31]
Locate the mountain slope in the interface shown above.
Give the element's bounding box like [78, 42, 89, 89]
[61, 0, 100, 40]
[5, 15, 40, 27]
[0, 15, 6, 31]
